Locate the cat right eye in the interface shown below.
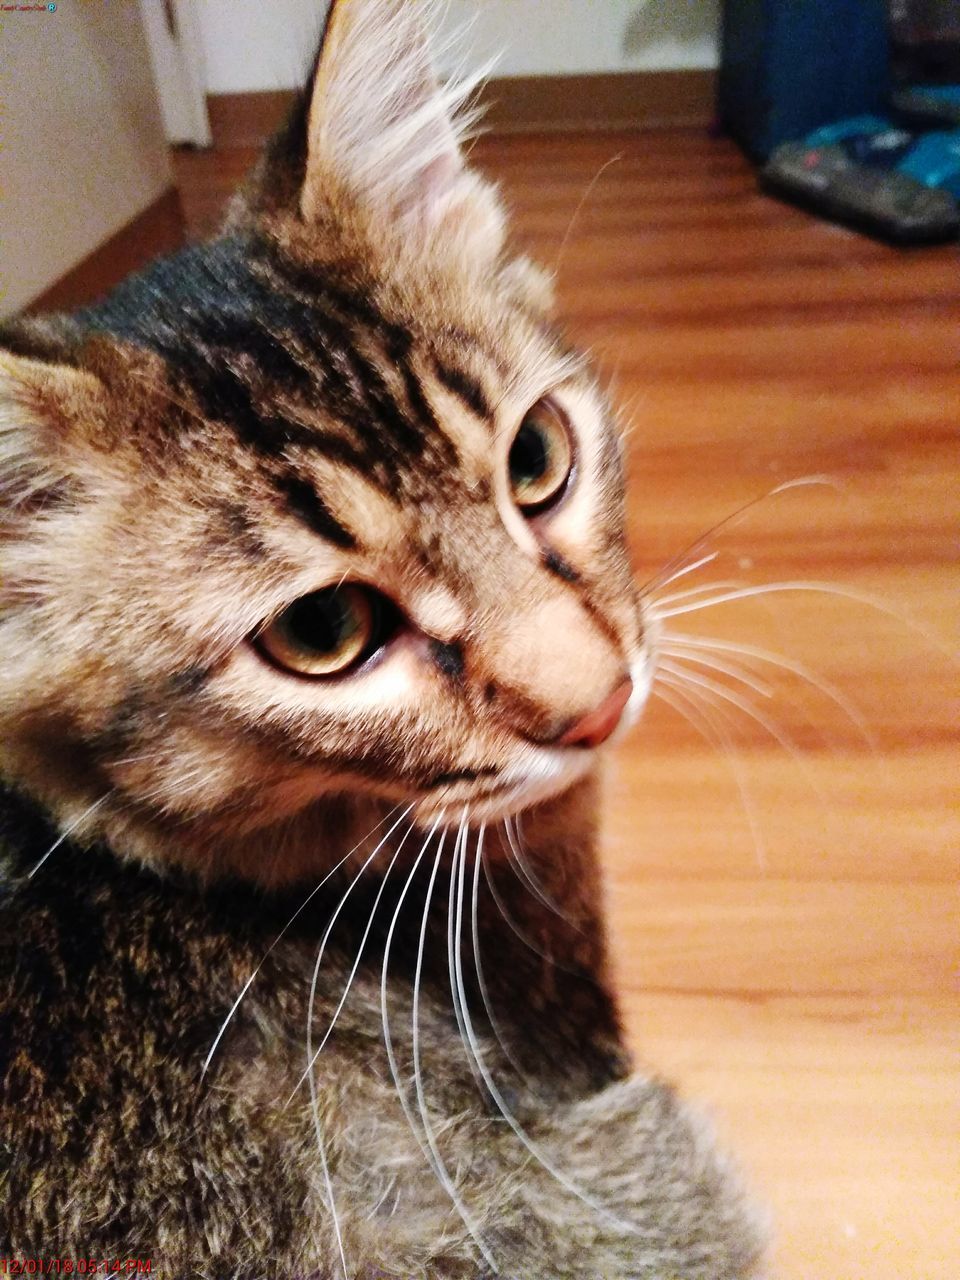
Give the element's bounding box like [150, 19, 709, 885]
[255, 584, 392, 677]
[508, 397, 574, 515]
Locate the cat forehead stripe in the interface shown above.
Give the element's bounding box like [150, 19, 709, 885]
[68, 234, 486, 488]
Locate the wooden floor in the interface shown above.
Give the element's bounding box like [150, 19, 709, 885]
[67, 126, 960, 1278]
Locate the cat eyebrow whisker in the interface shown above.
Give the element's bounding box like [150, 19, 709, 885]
[552, 151, 624, 276]
[642, 550, 718, 597]
[201, 802, 410, 1078]
[651, 578, 751, 611]
[639, 475, 841, 599]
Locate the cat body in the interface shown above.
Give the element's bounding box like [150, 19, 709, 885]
[0, 2, 764, 1275]
[1, 784, 758, 1278]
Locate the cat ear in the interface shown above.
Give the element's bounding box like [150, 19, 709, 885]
[0, 343, 107, 520]
[300, 0, 504, 257]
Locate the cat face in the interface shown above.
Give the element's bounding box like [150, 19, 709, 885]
[0, 0, 649, 876]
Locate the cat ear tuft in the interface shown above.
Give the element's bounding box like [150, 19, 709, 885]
[300, 0, 504, 258]
[500, 257, 557, 314]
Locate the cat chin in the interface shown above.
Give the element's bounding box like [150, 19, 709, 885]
[413, 747, 597, 826]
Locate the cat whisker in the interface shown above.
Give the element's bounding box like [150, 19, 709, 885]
[27, 793, 111, 878]
[409, 823, 499, 1270]
[469, 824, 535, 1086]
[653, 681, 767, 868]
[311, 1091, 348, 1280]
[651, 580, 957, 662]
[660, 631, 882, 755]
[480, 850, 584, 979]
[658, 657, 824, 798]
[658, 643, 776, 699]
[646, 551, 719, 595]
[503, 815, 579, 929]
[652, 578, 752, 611]
[210, 806, 410, 1280]
[380, 815, 496, 1271]
[291, 811, 418, 1104]
[553, 151, 624, 274]
[201, 802, 409, 1078]
[454, 824, 641, 1236]
[639, 475, 842, 599]
[447, 810, 488, 1098]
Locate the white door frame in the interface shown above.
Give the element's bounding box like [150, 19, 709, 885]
[139, 0, 212, 147]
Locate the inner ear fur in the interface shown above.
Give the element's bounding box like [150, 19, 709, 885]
[297, 0, 505, 260]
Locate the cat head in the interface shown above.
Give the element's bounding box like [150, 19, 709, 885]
[0, 0, 649, 883]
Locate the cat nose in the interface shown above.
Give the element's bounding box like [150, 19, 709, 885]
[558, 677, 633, 749]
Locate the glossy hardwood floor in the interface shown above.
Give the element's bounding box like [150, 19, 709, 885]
[72, 124, 960, 1278]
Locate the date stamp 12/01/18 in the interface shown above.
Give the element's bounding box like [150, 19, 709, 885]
[0, 1264, 152, 1276]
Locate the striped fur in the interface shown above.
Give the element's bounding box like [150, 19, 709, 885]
[0, 2, 763, 1275]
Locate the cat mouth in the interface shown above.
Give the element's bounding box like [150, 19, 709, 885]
[414, 648, 653, 821]
[415, 749, 595, 823]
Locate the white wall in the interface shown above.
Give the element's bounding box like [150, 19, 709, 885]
[196, 0, 720, 94]
[0, 3, 171, 316]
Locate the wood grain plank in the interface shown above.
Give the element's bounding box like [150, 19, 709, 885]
[620, 993, 960, 1280]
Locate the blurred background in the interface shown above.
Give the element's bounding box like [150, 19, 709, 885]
[2, 3, 958, 1278]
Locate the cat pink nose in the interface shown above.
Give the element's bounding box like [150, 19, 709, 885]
[558, 678, 633, 749]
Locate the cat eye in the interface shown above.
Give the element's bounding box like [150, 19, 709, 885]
[508, 398, 574, 514]
[256, 585, 391, 677]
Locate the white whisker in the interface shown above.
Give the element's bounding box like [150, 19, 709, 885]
[652, 581, 956, 661]
[553, 151, 624, 274]
[662, 631, 881, 754]
[645, 550, 719, 595]
[379, 816, 496, 1272]
[659, 643, 775, 699]
[447, 810, 487, 1097]
[28, 794, 110, 879]
[201, 803, 406, 1078]
[469, 825, 533, 1085]
[654, 680, 767, 868]
[480, 851, 582, 978]
[503, 816, 578, 928]
[653, 578, 753, 610]
[291, 808, 417, 1104]
[453, 822, 640, 1235]
[640, 476, 841, 598]
[658, 658, 823, 795]
[660, 659, 835, 853]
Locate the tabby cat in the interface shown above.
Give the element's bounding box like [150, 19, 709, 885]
[0, 2, 765, 1276]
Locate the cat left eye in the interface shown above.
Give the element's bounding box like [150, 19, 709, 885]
[508, 398, 574, 514]
[255, 585, 391, 677]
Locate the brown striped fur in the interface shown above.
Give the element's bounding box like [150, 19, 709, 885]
[0, 2, 764, 1275]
